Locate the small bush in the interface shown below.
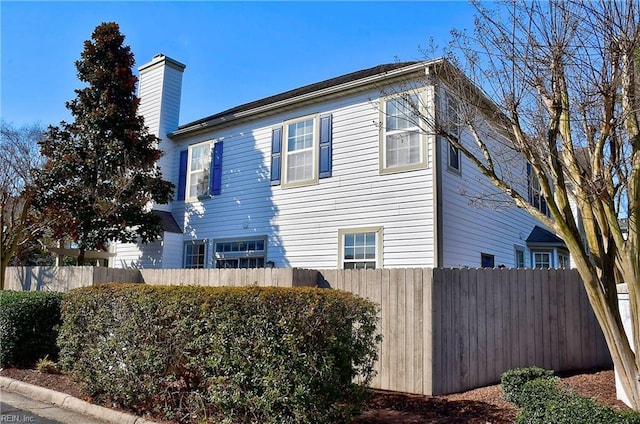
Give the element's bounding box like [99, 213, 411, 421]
[0, 290, 64, 367]
[36, 356, 61, 374]
[501, 366, 555, 406]
[58, 284, 380, 423]
[511, 376, 640, 424]
[620, 410, 640, 424]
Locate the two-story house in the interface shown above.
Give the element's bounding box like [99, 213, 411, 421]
[110, 54, 569, 270]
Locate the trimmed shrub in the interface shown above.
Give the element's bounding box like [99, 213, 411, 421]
[58, 284, 380, 423]
[0, 290, 64, 367]
[513, 377, 567, 423]
[508, 374, 640, 424]
[620, 411, 640, 424]
[501, 367, 555, 407]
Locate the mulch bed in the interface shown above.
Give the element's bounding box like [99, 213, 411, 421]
[0, 367, 630, 423]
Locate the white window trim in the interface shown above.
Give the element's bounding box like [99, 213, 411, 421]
[213, 236, 268, 269]
[444, 92, 462, 174]
[379, 92, 428, 175]
[183, 239, 209, 269]
[186, 141, 213, 202]
[447, 142, 462, 174]
[558, 252, 570, 269]
[281, 114, 319, 189]
[532, 250, 553, 269]
[337, 226, 383, 269]
[514, 245, 526, 268]
[528, 167, 549, 215]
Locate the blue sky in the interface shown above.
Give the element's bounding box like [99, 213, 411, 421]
[1, 1, 477, 128]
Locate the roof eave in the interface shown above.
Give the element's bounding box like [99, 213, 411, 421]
[169, 60, 438, 139]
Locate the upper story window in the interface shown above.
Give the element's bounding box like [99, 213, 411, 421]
[271, 114, 332, 188]
[380, 93, 427, 174]
[285, 117, 316, 184]
[188, 143, 211, 200]
[444, 93, 461, 172]
[178, 140, 223, 202]
[527, 163, 549, 215]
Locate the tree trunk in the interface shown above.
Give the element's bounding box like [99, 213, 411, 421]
[581, 271, 640, 409]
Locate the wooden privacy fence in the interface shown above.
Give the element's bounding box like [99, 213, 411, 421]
[315, 267, 611, 395]
[4, 266, 611, 395]
[3, 266, 142, 292]
[3, 267, 316, 291]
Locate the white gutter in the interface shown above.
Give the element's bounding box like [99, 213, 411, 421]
[170, 60, 440, 138]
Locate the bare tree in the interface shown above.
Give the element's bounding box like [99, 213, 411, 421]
[0, 120, 48, 288]
[399, 0, 640, 409]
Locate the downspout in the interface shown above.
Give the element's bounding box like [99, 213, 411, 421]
[432, 79, 444, 268]
[434, 136, 444, 268]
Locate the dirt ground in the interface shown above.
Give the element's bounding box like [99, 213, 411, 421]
[0, 367, 631, 423]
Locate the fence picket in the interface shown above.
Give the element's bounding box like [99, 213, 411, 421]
[4, 266, 612, 395]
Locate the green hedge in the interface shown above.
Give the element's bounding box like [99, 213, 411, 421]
[501, 367, 640, 424]
[0, 290, 64, 367]
[501, 366, 555, 407]
[58, 284, 380, 423]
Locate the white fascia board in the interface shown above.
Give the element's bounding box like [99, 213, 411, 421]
[169, 61, 437, 139]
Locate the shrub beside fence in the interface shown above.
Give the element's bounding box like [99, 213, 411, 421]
[58, 285, 379, 423]
[0, 291, 65, 367]
[4, 266, 612, 395]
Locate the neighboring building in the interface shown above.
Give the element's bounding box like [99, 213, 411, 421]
[110, 54, 569, 270]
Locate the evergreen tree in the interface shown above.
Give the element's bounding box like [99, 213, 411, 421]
[35, 22, 173, 265]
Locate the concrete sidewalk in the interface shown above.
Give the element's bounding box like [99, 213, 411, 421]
[0, 376, 158, 424]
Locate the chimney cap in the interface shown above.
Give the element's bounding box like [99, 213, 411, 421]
[139, 54, 186, 72]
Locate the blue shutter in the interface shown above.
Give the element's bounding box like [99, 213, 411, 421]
[319, 114, 333, 179]
[270, 127, 282, 185]
[210, 141, 223, 196]
[177, 150, 188, 201]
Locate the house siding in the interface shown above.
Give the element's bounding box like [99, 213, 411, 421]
[172, 88, 437, 269]
[110, 239, 162, 269]
[138, 55, 185, 211]
[116, 56, 553, 270]
[438, 120, 541, 268]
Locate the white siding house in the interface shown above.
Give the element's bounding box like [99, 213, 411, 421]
[111, 54, 568, 270]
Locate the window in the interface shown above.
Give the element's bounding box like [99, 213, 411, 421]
[380, 94, 426, 173]
[282, 115, 318, 187]
[514, 246, 526, 268]
[184, 240, 207, 269]
[527, 163, 549, 215]
[338, 227, 382, 269]
[558, 252, 570, 268]
[532, 251, 552, 269]
[181, 141, 223, 201]
[214, 237, 267, 268]
[272, 115, 332, 186]
[448, 143, 461, 171]
[188, 143, 211, 200]
[481, 253, 495, 268]
[444, 93, 461, 172]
